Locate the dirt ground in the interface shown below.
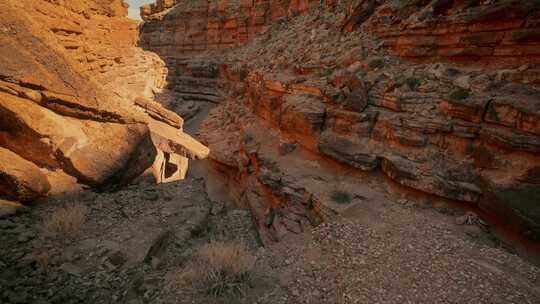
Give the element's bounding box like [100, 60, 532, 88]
[1, 170, 539, 304]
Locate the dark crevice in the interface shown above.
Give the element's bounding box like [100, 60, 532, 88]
[40, 96, 127, 123]
[481, 98, 493, 123]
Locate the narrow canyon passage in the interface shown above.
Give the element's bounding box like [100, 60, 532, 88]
[1, 1, 540, 303]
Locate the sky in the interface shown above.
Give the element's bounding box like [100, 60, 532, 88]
[126, 0, 153, 20]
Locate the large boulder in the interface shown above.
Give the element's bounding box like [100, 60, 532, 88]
[0, 0, 209, 198]
[0, 199, 23, 218]
[0, 148, 50, 202]
[0, 93, 157, 187]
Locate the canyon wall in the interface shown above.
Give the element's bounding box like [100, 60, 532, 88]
[139, 0, 335, 55]
[0, 0, 208, 204]
[143, 0, 540, 242]
[19, 0, 167, 101]
[367, 0, 540, 68]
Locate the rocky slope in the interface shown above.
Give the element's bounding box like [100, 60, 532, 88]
[0, 0, 209, 206]
[2, 174, 540, 304]
[139, 0, 540, 244]
[1, 1, 540, 303]
[139, 0, 331, 54]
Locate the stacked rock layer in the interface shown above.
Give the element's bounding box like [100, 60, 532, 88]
[139, 0, 540, 242]
[0, 0, 209, 206]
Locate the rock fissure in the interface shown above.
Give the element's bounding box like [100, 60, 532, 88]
[1, 1, 540, 303]
[133, 0, 540, 245]
[0, 0, 209, 201]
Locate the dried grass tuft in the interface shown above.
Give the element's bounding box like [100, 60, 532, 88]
[43, 203, 88, 238]
[169, 241, 256, 296]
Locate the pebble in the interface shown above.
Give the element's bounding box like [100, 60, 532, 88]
[143, 190, 159, 201]
[454, 75, 471, 89]
[107, 251, 127, 267]
[17, 232, 33, 243]
[7, 290, 29, 304]
[150, 256, 161, 269]
[0, 219, 16, 229]
[517, 64, 529, 72]
[60, 263, 82, 277]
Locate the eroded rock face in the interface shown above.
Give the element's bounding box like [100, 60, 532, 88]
[0, 0, 209, 202]
[137, 0, 540, 241]
[364, 0, 540, 68]
[0, 148, 50, 202]
[0, 93, 158, 186]
[139, 0, 333, 55]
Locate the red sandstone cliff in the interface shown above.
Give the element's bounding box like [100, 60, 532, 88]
[0, 0, 208, 203]
[139, 0, 540, 242]
[139, 0, 333, 54]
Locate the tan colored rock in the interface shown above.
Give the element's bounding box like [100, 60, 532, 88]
[0, 200, 24, 218]
[148, 120, 210, 160]
[0, 93, 158, 186]
[0, 148, 51, 202]
[42, 169, 84, 197]
[0, 0, 208, 196]
[151, 150, 189, 183]
[135, 97, 184, 129]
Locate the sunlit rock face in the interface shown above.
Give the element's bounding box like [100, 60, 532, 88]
[0, 0, 208, 202]
[138, 0, 329, 56]
[138, 0, 540, 242]
[364, 0, 540, 68]
[3, 0, 536, 244]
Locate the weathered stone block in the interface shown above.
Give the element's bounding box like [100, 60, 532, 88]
[0, 148, 50, 202]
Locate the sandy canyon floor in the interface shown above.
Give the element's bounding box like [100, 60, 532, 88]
[1, 168, 539, 304]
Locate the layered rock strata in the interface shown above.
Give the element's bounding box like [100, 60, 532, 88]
[139, 0, 540, 242]
[365, 0, 540, 68]
[0, 0, 209, 203]
[139, 0, 335, 55]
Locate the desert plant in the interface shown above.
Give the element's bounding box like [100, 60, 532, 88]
[43, 203, 88, 238]
[171, 241, 256, 297]
[368, 58, 385, 69]
[33, 251, 51, 273]
[331, 190, 353, 205]
[448, 88, 470, 100]
[405, 77, 421, 91]
[336, 282, 346, 304]
[242, 133, 254, 144]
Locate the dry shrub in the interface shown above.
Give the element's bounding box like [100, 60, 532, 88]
[331, 190, 352, 204]
[171, 241, 256, 296]
[43, 203, 88, 238]
[33, 251, 51, 273]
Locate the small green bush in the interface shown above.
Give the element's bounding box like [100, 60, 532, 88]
[449, 88, 470, 100]
[242, 134, 254, 144]
[405, 77, 422, 91]
[368, 58, 385, 69]
[331, 191, 353, 204]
